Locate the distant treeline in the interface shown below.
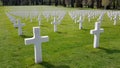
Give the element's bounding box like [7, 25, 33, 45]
[0, 0, 120, 9]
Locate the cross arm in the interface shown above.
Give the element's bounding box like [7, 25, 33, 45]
[25, 38, 35, 45]
[100, 28, 104, 33]
[41, 36, 49, 43]
[90, 28, 104, 35]
[22, 23, 25, 26]
[90, 30, 96, 34]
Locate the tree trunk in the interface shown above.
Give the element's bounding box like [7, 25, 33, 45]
[97, 0, 102, 8]
[113, 0, 116, 9]
[49, 0, 51, 5]
[75, 0, 83, 7]
[41, 0, 43, 5]
[55, 0, 58, 6]
[71, 0, 74, 7]
[63, 0, 66, 7]
[59, 0, 62, 5]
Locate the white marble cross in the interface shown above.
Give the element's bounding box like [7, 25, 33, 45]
[24, 27, 49, 63]
[113, 15, 118, 25]
[30, 14, 33, 22]
[7, 14, 17, 28]
[51, 17, 57, 32]
[69, 12, 77, 23]
[90, 22, 104, 48]
[16, 19, 25, 35]
[57, 15, 64, 24]
[43, 13, 50, 22]
[46, 14, 50, 22]
[11, 18, 17, 28]
[74, 15, 77, 23]
[77, 16, 83, 29]
[97, 14, 103, 23]
[38, 15, 41, 25]
[88, 14, 91, 22]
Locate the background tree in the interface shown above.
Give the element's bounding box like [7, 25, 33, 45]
[65, 0, 70, 7]
[1, 0, 120, 9]
[117, 0, 120, 9]
[102, 0, 110, 9]
[82, 0, 87, 7]
[0, 0, 3, 5]
[75, 0, 83, 7]
[71, 0, 74, 7]
[63, 0, 66, 7]
[55, 0, 58, 6]
[49, 0, 51, 5]
[87, 0, 94, 8]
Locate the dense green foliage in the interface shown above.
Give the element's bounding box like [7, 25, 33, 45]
[0, 6, 120, 68]
[1, 0, 120, 9]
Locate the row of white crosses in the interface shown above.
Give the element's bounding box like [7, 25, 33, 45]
[7, 13, 104, 64]
[43, 11, 66, 32]
[69, 10, 105, 48]
[43, 10, 66, 23]
[97, 12, 105, 23]
[24, 18, 104, 64]
[107, 11, 120, 25]
[69, 11, 86, 30]
[6, 13, 25, 35]
[69, 10, 106, 30]
[9, 10, 40, 23]
[9, 10, 66, 27]
[7, 13, 49, 63]
[8, 10, 67, 33]
[7, 10, 119, 64]
[24, 11, 65, 63]
[69, 10, 105, 23]
[9, 10, 119, 26]
[6, 13, 17, 27]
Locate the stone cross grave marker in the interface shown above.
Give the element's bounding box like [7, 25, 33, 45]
[30, 14, 33, 22]
[77, 16, 83, 29]
[57, 15, 64, 24]
[51, 17, 58, 32]
[90, 22, 104, 48]
[10, 17, 17, 28]
[97, 14, 104, 23]
[7, 13, 17, 28]
[43, 12, 50, 22]
[113, 15, 118, 25]
[38, 15, 41, 25]
[88, 14, 91, 22]
[24, 27, 49, 63]
[16, 19, 25, 35]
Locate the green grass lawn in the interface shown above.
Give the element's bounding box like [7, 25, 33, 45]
[0, 6, 120, 68]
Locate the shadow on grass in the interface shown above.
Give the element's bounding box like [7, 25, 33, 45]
[99, 47, 120, 54]
[40, 61, 70, 68]
[61, 23, 67, 25]
[57, 31, 63, 34]
[40, 25, 48, 27]
[20, 35, 32, 38]
[102, 26, 111, 28]
[56, 31, 67, 34]
[81, 29, 90, 31]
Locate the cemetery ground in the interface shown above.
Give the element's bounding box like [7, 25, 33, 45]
[0, 6, 120, 68]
